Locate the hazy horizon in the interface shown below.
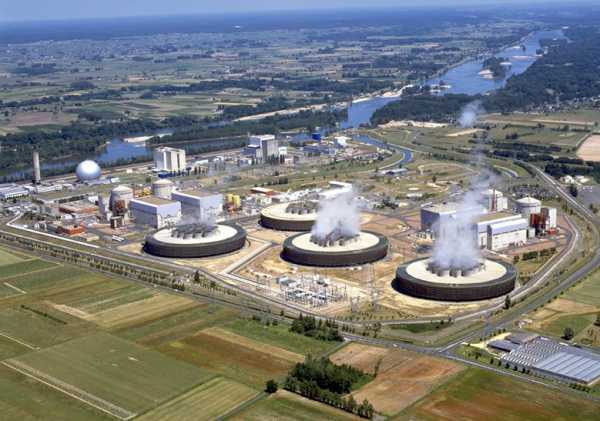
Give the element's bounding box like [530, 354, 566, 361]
[0, 0, 584, 23]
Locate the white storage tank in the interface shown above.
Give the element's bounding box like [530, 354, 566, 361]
[152, 179, 174, 200]
[516, 197, 542, 224]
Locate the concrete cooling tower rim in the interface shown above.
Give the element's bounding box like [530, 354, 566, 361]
[144, 223, 247, 258]
[282, 231, 389, 267]
[393, 257, 517, 302]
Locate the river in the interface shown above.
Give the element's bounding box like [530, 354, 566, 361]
[341, 29, 566, 128]
[5, 30, 564, 180]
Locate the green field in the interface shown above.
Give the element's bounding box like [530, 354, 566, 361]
[0, 259, 57, 279]
[543, 313, 597, 339]
[396, 368, 600, 421]
[115, 304, 238, 346]
[0, 248, 26, 266]
[137, 377, 259, 421]
[232, 390, 360, 421]
[223, 319, 339, 356]
[0, 365, 111, 421]
[6, 333, 214, 418]
[564, 271, 600, 307]
[0, 307, 96, 350]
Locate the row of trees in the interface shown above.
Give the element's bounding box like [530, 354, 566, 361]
[290, 314, 343, 342]
[284, 356, 375, 419]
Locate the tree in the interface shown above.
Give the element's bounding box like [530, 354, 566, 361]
[569, 184, 579, 198]
[595, 313, 600, 327]
[563, 327, 575, 341]
[193, 270, 201, 284]
[265, 379, 278, 394]
[504, 295, 512, 310]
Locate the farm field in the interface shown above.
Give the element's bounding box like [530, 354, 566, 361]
[0, 259, 58, 280]
[0, 307, 96, 350]
[232, 389, 361, 421]
[0, 365, 111, 421]
[5, 332, 213, 418]
[526, 269, 600, 345]
[137, 377, 259, 421]
[0, 248, 26, 266]
[223, 318, 340, 356]
[158, 326, 299, 389]
[578, 134, 600, 162]
[395, 368, 600, 421]
[330, 343, 463, 417]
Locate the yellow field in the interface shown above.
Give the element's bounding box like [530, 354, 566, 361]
[202, 327, 304, 363]
[137, 377, 259, 421]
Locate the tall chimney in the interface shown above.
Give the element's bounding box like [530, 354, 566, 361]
[33, 149, 41, 184]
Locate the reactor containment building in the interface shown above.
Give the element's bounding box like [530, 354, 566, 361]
[393, 257, 517, 301]
[144, 222, 247, 258]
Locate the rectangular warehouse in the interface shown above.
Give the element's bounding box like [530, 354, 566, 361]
[501, 336, 600, 386]
[476, 213, 522, 247]
[171, 190, 223, 220]
[153, 147, 186, 173]
[130, 197, 181, 228]
[486, 218, 528, 251]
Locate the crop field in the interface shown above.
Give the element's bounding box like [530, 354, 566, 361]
[0, 259, 58, 280]
[78, 293, 199, 329]
[0, 307, 96, 350]
[232, 390, 361, 421]
[0, 248, 26, 266]
[115, 303, 238, 347]
[396, 368, 600, 421]
[137, 377, 259, 421]
[4, 332, 213, 419]
[158, 327, 299, 388]
[0, 365, 111, 421]
[331, 343, 463, 417]
[223, 318, 339, 356]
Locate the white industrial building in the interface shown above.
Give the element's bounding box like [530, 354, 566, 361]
[171, 190, 223, 220]
[130, 196, 181, 228]
[153, 147, 187, 173]
[151, 179, 174, 200]
[541, 207, 557, 231]
[486, 218, 529, 251]
[482, 189, 508, 212]
[476, 213, 524, 248]
[0, 184, 29, 200]
[243, 134, 279, 163]
[109, 185, 134, 214]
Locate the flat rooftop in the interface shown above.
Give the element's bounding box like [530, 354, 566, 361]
[132, 196, 176, 206]
[172, 190, 219, 198]
[478, 212, 516, 223]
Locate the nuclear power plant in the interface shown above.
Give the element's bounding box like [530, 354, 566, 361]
[144, 222, 247, 258]
[260, 200, 318, 231]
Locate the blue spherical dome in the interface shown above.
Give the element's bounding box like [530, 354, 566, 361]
[76, 160, 101, 181]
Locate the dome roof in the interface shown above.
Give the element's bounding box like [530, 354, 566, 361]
[76, 160, 101, 181]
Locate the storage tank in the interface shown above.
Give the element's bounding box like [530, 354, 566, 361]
[516, 197, 541, 224]
[110, 185, 134, 213]
[152, 179, 174, 200]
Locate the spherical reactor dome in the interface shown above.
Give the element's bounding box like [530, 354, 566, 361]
[76, 160, 101, 181]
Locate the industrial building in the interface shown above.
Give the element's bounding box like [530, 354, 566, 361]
[0, 184, 29, 201]
[486, 218, 529, 251]
[482, 188, 508, 212]
[109, 185, 134, 215]
[516, 197, 542, 222]
[153, 147, 186, 173]
[243, 134, 279, 163]
[130, 196, 181, 228]
[171, 190, 223, 220]
[496, 335, 600, 386]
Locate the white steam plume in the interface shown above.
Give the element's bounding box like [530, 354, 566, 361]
[311, 190, 360, 240]
[458, 100, 484, 128]
[431, 164, 497, 269]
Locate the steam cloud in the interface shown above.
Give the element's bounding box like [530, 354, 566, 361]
[431, 165, 496, 270]
[311, 190, 360, 240]
[458, 100, 484, 128]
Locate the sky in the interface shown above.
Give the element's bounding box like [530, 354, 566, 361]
[0, 0, 563, 22]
